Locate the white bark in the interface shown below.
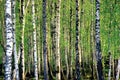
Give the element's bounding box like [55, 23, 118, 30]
[21, 0, 25, 79]
[4, 0, 13, 80]
[65, 47, 69, 79]
[108, 53, 111, 80]
[116, 59, 120, 80]
[95, 0, 104, 80]
[12, 0, 19, 80]
[32, 0, 38, 80]
[55, 0, 61, 80]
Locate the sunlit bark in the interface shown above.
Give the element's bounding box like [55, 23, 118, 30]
[4, 0, 13, 80]
[32, 0, 38, 79]
[55, 0, 61, 80]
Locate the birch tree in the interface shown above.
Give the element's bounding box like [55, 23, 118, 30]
[32, 0, 38, 79]
[20, 0, 25, 79]
[43, 0, 48, 80]
[95, 0, 104, 80]
[4, 0, 13, 80]
[75, 0, 80, 79]
[55, 0, 61, 80]
[69, 0, 73, 78]
[11, 0, 19, 79]
[116, 59, 120, 80]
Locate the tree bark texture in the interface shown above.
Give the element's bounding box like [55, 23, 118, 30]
[43, 0, 48, 80]
[75, 0, 80, 79]
[4, 0, 13, 80]
[95, 0, 104, 80]
[55, 0, 61, 80]
[116, 59, 120, 80]
[32, 0, 38, 80]
[20, 0, 25, 79]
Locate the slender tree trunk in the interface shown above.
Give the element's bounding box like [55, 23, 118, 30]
[65, 47, 69, 79]
[62, 1, 69, 79]
[112, 57, 115, 79]
[79, 0, 84, 78]
[37, 23, 41, 76]
[20, 0, 25, 79]
[95, 0, 104, 80]
[50, 1, 56, 77]
[116, 59, 120, 80]
[32, 0, 38, 79]
[11, 0, 19, 80]
[75, 0, 80, 79]
[64, 28, 69, 79]
[43, 0, 48, 80]
[4, 0, 13, 80]
[90, 0, 95, 79]
[55, 0, 61, 80]
[37, 42, 41, 75]
[108, 52, 111, 80]
[69, 2, 73, 79]
[92, 6, 99, 79]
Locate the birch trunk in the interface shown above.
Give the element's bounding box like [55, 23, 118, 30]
[43, 0, 48, 80]
[65, 47, 69, 79]
[32, 0, 38, 80]
[20, 0, 25, 79]
[90, 0, 96, 79]
[50, 2, 56, 76]
[11, 0, 19, 80]
[75, 0, 80, 79]
[95, 0, 104, 80]
[37, 24, 41, 75]
[37, 41, 41, 75]
[4, 0, 13, 80]
[108, 52, 111, 80]
[69, 2, 73, 79]
[116, 59, 120, 80]
[55, 0, 61, 80]
[64, 28, 69, 79]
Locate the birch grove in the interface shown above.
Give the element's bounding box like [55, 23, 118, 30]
[1, 0, 120, 80]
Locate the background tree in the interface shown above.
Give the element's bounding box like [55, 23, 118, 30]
[42, 0, 48, 80]
[11, 0, 19, 79]
[32, 0, 38, 79]
[75, 0, 80, 79]
[95, 0, 104, 80]
[55, 0, 61, 80]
